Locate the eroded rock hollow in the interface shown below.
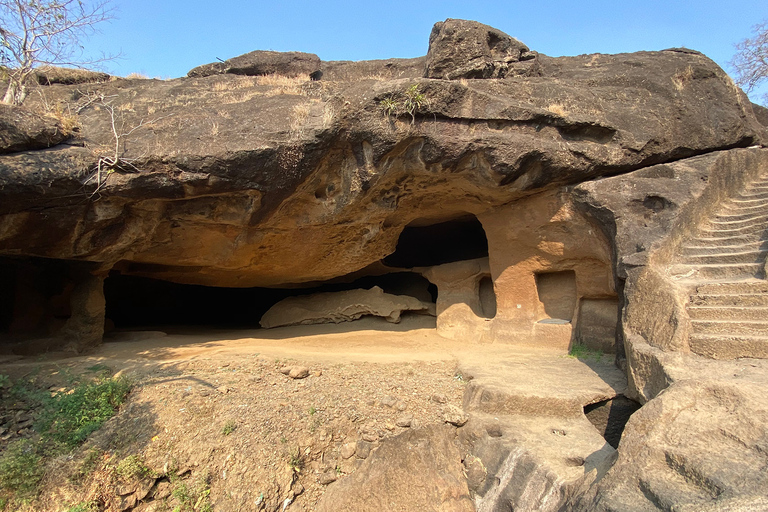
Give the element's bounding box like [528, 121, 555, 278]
[1, 18, 768, 512]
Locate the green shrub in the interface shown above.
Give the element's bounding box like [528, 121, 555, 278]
[0, 439, 44, 497]
[38, 377, 132, 447]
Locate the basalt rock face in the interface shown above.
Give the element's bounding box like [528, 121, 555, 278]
[187, 50, 321, 78]
[0, 33, 764, 290]
[425, 18, 538, 79]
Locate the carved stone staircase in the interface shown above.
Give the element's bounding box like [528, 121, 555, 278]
[670, 173, 768, 359]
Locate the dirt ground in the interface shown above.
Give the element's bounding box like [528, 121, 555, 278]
[0, 316, 554, 512]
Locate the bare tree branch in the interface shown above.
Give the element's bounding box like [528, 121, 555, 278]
[0, 0, 117, 105]
[731, 21, 768, 105]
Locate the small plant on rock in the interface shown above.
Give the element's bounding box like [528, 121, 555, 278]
[221, 419, 237, 436]
[115, 454, 152, 480]
[403, 84, 427, 123]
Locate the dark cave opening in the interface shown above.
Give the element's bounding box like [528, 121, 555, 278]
[0, 256, 78, 343]
[383, 215, 489, 268]
[104, 271, 436, 330]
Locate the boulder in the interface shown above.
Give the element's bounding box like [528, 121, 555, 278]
[188, 50, 321, 78]
[33, 66, 111, 85]
[0, 104, 70, 154]
[315, 424, 474, 512]
[259, 286, 433, 328]
[424, 19, 537, 79]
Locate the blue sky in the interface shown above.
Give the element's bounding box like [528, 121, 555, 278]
[87, 0, 767, 102]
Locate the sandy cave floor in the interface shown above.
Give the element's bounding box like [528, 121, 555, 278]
[0, 316, 621, 512]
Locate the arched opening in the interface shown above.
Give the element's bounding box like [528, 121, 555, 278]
[478, 276, 497, 319]
[383, 214, 489, 268]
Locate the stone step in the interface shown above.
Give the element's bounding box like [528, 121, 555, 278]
[697, 224, 768, 237]
[689, 334, 768, 359]
[679, 250, 768, 265]
[686, 305, 768, 321]
[694, 280, 768, 295]
[718, 203, 768, 215]
[690, 319, 768, 336]
[668, 263, 763, 281]
[687, 233, 767, 247]
[681, 241, 768, 256]
[690, 293, 768, 307]
[712, 215, 768, 227]
[702, 218, 768, 230]
[734, 191, 768, 201]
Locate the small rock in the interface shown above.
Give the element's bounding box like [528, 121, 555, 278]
[313, 370, 323, 377]
[134, 478, 157, 501]
[395, 400, 407, 411]
[361, 431, 378, 443]
[292, 483, 305, 496]
[116, 483, 136, 496]
[319, 470, 337, 485]
[443, 405, 469, 427]
[117, 494, 137, 512]
[217, 386, 230, 394]
[340, 442, 356, 460]
[431, 393, 448, 404]
[486, 422, 503, 438]
[385, 422, 396, 431]
[355, 440, 373, 459]
[279, 367, 292, 375]
[152, 481, 172, 500]
[395, 415, 413, 428]
[380, 395, 397, 408]
[289, 367, 310, 380]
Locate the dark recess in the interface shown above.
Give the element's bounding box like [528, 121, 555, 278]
[383, 215, 489, 268]
[105, 271, 434, 329]
[584, 396, 642, 449]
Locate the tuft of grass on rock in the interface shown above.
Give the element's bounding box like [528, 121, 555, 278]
[568, 344, 604, 361]
[116, 454, 152, 481]
[221, 419, 237, 436]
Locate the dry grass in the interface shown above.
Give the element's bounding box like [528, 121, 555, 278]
[290, 102, 312, 138]
[211, 76, 259, 92]
[672, 66, 694, 91]
[546, 103, 569, 117]
[125, 72, 150, 80]
[322, 102, 335, 129]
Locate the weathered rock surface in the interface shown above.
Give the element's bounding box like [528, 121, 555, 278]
[457, 354, 626, 511]
[315, 424, 474, 512]
[188, 50, 321, 78]
[425, 18, 537, 79]
[568, 372, 768, 512]
[260, 286, 433, 328]
[0, 104, 70, 154]
[0, 25, 763, 289]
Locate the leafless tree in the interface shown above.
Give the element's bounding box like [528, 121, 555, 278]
[731, 20, 768, 105]
[0, 0, 115, 105]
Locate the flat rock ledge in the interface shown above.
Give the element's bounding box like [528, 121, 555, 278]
[259, 286, 435, 328]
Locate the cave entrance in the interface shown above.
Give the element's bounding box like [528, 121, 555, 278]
[383, 214, 489, 268]
[103, 271, 436, 332]
[0, 256, 79, 345]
